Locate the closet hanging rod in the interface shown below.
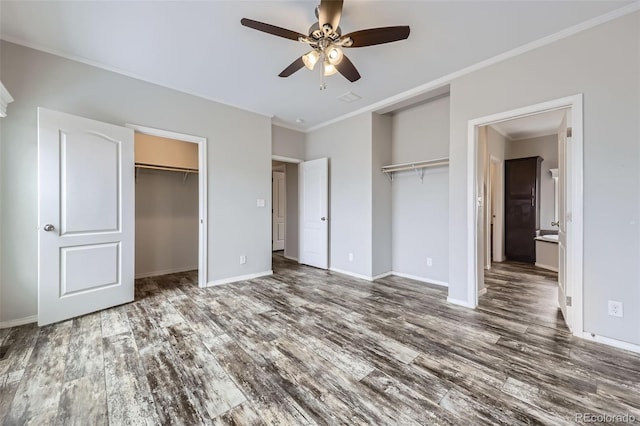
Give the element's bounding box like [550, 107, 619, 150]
[135, 163, 198, 174]
[381, 158, 449, 173]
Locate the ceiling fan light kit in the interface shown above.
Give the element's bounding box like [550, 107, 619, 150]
[241, 0, 410, 89]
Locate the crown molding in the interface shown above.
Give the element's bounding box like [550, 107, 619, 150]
[0, 36, 274, 120]
[0, 81, 14, 117]
[305, 1, 640, 133]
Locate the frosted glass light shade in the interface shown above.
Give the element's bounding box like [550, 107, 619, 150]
[326, 46, 343, 65]
[323, 60, 338, 76]
[302, 50, 320, 70]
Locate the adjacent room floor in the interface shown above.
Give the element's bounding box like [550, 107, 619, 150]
[1, 257, 639, 424]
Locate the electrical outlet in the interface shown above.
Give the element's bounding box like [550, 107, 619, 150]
[608, 300, 623, 317]
[427, 257, 433, 267]
[348, 253, 354, 262]
[240, 255, 247, 265]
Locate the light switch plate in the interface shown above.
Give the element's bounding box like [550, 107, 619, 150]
[257, 199, 265, 208]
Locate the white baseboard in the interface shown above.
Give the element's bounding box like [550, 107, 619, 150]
[206, 270, 273, 287]
[372, 272, 393, 280]
[329, 267, 375, 281]
[0, 315, 38, 329]
[581, 332, 640, 354]
[534, 262, 558, 272]
[390, 271, 449, 287]
[283, 255, 298, 262]
[135, 266, 198, 279]
[447, 297, 476, 309]
[478, 287, 487, 296]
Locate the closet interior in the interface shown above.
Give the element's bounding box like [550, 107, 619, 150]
[134, 132, 199, 280]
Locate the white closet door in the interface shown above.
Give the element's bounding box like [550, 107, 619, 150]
[38, 108, 134, 325]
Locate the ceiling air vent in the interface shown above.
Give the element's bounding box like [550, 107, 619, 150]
[338, 92, 362, 103]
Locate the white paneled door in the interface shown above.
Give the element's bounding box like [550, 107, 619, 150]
[38, 108, 134, 326]
[272, 171, 285, 251]
[299, 158, 328, 269]
[557, 112, 571, 331]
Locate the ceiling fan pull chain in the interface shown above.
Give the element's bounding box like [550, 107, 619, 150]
[320, 53, 327, 90]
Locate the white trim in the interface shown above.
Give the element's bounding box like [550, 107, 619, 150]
[478, 287, 487, 297]
[305, 2, 638, 133]
[534, 262, 559, 273]
[1, 35, 274, 121]
[272, 155, 303, 164]
[3, 3, 636, 132]
[329, 268, 376, 281]
[271, 121, 306, 133]
[283, 255, 298, 262]
[466, 94, 584, 337]
[390, 271, 449, 288]
[0, 315, 37, 329]
[446, 297, 476, 309]
[372, 272, 393, 280]
[0, 81, 14, 117]
[582, 333, 640, 354]
[135, 266, 197, 279]
[126, 124, 209, 289]
[206, 270, 273, 287]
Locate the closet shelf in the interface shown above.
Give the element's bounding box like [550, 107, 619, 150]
[135, 163, 198, 184]
[381, 158, 449, 182]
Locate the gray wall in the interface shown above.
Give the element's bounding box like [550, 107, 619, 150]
[506, 134, 558, 230]
[0, 41, 272, 323]
[135, 169, 199, 277]
[391, 97, 450, 284]
[448, 13, 640, 344]
[284, 163, 299, 260]
[272, 125, 305, 160]
[371, 113, 392, 277]
[306, 113, 373, 277]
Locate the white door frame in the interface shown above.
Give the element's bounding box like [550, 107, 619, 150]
[127, 124, 208, 289]
[466, 94, 583, 336]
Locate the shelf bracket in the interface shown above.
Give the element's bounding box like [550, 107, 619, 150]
[183, 172, 189, 184]
[384, 172, 394, 183]
[412, 164, 424, 183]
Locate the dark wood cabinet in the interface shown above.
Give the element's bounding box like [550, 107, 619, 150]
[504, 156, 542, 263]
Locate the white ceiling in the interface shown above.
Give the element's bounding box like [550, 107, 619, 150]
[491, 108, 568, 140]
[0, 1, 631, 130]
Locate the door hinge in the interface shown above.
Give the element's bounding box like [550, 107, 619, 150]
[566, 296, 572, 307]
[566, 127, 572, 138]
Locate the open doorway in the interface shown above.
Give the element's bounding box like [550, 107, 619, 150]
[271, 156, 301, 264]
[128, 124, 208, 288]
[467, 95, 583, 336]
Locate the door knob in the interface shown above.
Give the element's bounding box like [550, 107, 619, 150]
[43, 224, 56, 232]
[321, 217, 326, 221]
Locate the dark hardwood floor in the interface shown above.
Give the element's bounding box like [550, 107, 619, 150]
[1, 257, 639, 425]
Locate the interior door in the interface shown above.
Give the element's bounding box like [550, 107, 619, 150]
[299, 158, 328, 269]
[38, 108, 134, 326]
[557, 112, 571, 329]
[272, 171, 286, 251]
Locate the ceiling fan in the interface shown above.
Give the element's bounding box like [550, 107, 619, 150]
[241, 0, 410, 87]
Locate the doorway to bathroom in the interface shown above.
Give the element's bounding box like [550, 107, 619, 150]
[468, 95, 583, 335]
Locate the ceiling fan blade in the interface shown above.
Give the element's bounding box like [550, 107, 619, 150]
[319, 0, 344, 32]
[278, 57, 305, 77]
[241, 18, 306, 41]
[343, 26, 410, 47]
[336, 55, 361, 82]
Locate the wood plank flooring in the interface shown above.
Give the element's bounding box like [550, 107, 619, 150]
[1, 257, 639, 425]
